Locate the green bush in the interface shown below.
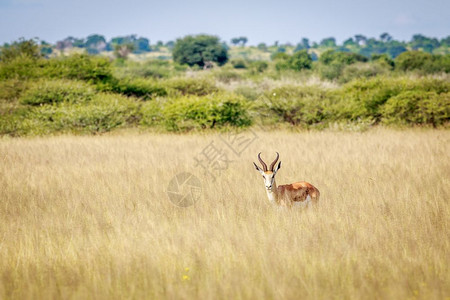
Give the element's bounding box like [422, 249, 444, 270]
[335, 77, 450, 122]
[212, 69, 242, 83]
[115, 60, 173, 79]
[320, 50, 368, 65]
[234, 85, 261, 101]
[97, 77, 167, 99]
[382, 91, 449, 127]
[260, 85, 333, 126]
[396, 51, 450, 73]
[339, 62, 390, 83]
[1, 93, 139, 136]
[317, 50, 369, 80]
[248, 61, 268, 73]
[19, 80, 95, 106]
[162, 93, 251, 131]
[140, 100, 163, 127]
[274, 51, 312, 71]
[230, 58, 247, 69]
[0, 79, 28, 102]
[0, 54, 114, 83]
[44, 54, 114, 83]
[0, 56, 44, 80]
[164, 77, 219, 96]
[289, 50, 313, 70]
[0, 38, 42, 62]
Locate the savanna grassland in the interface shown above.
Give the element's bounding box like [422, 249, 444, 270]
[1, 129, 449, 299]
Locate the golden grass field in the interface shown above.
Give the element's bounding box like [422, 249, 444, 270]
[0, 129, 449, 299]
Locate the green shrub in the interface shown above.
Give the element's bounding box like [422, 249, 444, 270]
[335, 77, 450, 122]
[234, 86, 261, 101]
[0, 54, 114, 83]
[19, 80, 95, 106]
[339, 62, 390, 83]
[164, 77, 219, 96]
[115, 60, 173, 79]
[381, 91, 449, 127]
[260, 85, 333, 126]
[0, 79, 28, 102]
[230, 58, 247, 69]
[97, 77, 167, 99]
[395, 51, 450, 73]
[320, 50, 368, 65]
[289, 50, 313, 70]
[395, 51, 433, 72]
[140, 100, 163, 127]
[44, 54, 114, 83]
[271, 52, 289, 61]
[162, 93, 251, 131]
[1, 93, 139, 136]
[371, 54, 395, 68]
[0, 38, 42, 62]
[0, 56, 44, 80]
[212, 69, 242, 83]
[317, 50, 369, 80]
[248, 61, 268, 73]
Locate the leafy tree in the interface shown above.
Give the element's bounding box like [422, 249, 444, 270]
[371, 54, 395, 68]
[320, 50, 367, 65]
[380, 33, 392, 42]
[410, 34, 440, 53]
[395, 51, 450, 73]
[231, 37, 248, 46]
[0, 38, 42, 62]
[289, 50, 312, 70]
[114, 43, 135, 59]
[320, 37, 336, 48]
[110, 35, 151, 53]
[40, 41, 53, 56]
[257, 43, 267, 51]
[343, 38, 356, 47]
[441, 36, 450, 47]
[295, 38, 310, 51]
[165, 41, 175, 49]
[354, 34, 367, 46]
[231, 38, 240, 46]
[273, 51, 312, 71]
[85, 34, 107, 54]
[172, 35, 228, 67]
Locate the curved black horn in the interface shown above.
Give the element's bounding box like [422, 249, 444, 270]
[258, 152, 268, 172]
[269, 152, 279, 171]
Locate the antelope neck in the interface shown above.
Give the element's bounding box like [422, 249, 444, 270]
[266, 178, 278, 204]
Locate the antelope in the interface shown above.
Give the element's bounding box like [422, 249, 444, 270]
[253, 152, 320, 207]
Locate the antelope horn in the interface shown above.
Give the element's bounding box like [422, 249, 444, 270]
[269, 152, 279, 171]
[258, 152, 268, 172]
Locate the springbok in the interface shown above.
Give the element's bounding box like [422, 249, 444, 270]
[253, 152, 320, 207]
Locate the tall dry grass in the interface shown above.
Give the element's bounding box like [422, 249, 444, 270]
[0, 129, 449, 299]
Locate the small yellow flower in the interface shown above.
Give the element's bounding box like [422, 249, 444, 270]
[182, 275, 190, 281]
[185, 267, 189, 272]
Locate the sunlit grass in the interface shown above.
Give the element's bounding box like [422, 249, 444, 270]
[0, 129, 449, 299]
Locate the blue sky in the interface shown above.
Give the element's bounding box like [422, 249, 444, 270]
[0, 0, 449, 45]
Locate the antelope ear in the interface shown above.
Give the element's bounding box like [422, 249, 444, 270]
[273, 161, 282, 173]
[253, 162, 265, 175]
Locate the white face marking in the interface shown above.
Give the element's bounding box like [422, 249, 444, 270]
[262, 173, 275, 191]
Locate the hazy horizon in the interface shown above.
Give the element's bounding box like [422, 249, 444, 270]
[0, 0, 449, 45]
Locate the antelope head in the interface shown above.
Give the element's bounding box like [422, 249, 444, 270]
[253, 152, 281, 191]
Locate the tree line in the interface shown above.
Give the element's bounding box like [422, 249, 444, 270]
[2, 33, 448, 59]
